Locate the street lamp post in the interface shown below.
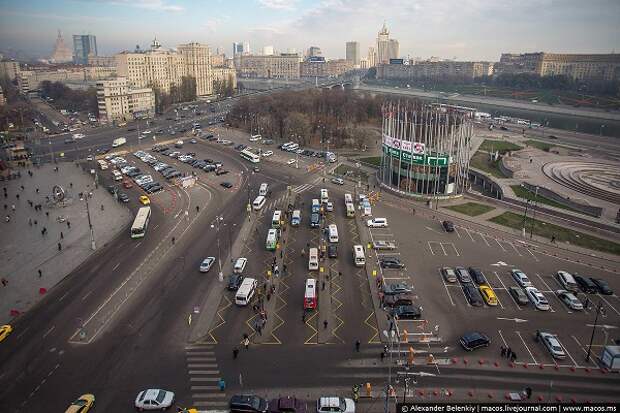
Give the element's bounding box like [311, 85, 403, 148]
[211, 216, 223, 280]
[529, 186, 539, 239]
[586, 301, 605, 362]
[521, 195, 531, 238]
[84, 194, 96, 250]
[382, 330, 396, 413]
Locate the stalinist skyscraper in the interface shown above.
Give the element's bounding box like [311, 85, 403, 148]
[50, 30, 73, 63]
[376, 22, 399, 64]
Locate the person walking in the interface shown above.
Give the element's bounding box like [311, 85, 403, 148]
[233, 347, 239, 359]
[244, 337, 250, 350]
[28, 218, 32, 226]
[501, 345, 506, 357]
[38, 269, 42, 278]
[355, 340, 361, 352]
[58, 242, 62, 251]
[550, 235, 556, 243]
[380, 351, 385, 361]
[67, 221, 71, 229]
[1, 278, 8, 287]
[60, 231, 64, 240]
[323, 320, 328, 329]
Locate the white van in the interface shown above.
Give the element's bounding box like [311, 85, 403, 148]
[328, 224, 339, 243]
[308, 247, 319, 271]
[320, 189, 329, 204]
[272, 210, 282, 228]
[353, 245, 366, 267]
[112, 170, 122, 181]
[367, 217, 388, 228]
[291, 210, 301, 226]
[252, 195, 266, 210]
[233, 257, 248, 274]
[259, 183, 268, 196]
[235, 277, 257, 306]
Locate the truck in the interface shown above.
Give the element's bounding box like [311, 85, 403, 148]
[112, 137, 126, 148]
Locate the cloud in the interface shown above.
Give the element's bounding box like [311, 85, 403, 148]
[204, 16, 230, 33]
[91, 0, 184, 12]
[248, 26, 285, 35]
[257, 0, 298, 10]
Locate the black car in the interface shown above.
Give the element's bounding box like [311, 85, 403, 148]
[216, 169, 229, 176]
[146, 184, 163, 194]
[106, 185, 117, 194]
[227, 274, 244, 291]
[391, 305, 422, 320]
[268, 397, 307, 413]
[221, 182, 233, 189]
[590, 278, 613, 295]
[127, 127, 137, 131]
[118, 192, 130, 203]
[459, 332, 490, 351]
[327, 245, 338, 258]
[468, 267, 486, 285]
[463, 284, 484, 306]
[509, 286, 529, 305]
[442, 220, 455, 232]
[380, 257, 405, 269]
[142, 181, 159, 190]
[575, 275, 598, 293]
[383, 283, 413, 295]
[230, 395, 268, 413]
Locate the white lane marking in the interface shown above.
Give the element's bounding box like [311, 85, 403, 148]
[495, 271, 521, 311]
[571, 335, 599, 367]
[16, 326, 31, 340]
[112, 262, 120, 271]
[498, 329, 508, 347]
[496, 239, 507, 252]
[515, 331, 537, 365]
[509, 242, 523, 256]
[438, 268, 456, 307]
[427, 241, 435, 256]
[82, 290, 93, 301]
[446, 243, 460, 257]
[465, 228, 476, 242]
[480, 234, 492, 247]
[525, 248, 539, 262]
[42, 325, 55, 339]
[561, 339, 580, 367]
[534, 273, 554, 292]
[133, 242, 142, 249]
[453, 227, 462, 238]
[58, 291, 69, 302]
[439, 242, 447, 256]
[598, 295, 620, 316]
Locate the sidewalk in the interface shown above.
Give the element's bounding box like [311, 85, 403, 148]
[0, 163, 132, 324]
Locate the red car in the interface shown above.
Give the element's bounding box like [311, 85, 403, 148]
[123, 179, 133, 189]
[268, 397, 308, 413]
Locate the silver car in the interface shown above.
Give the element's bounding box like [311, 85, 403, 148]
[373, 240, 397, 250]
[556, 290, 583, 311]
[537, 331, 566, 360]
[511, 269, 532, 288]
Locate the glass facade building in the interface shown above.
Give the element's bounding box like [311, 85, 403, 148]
[73, 35, 97, 65]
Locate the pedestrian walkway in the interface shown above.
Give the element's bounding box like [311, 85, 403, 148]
[0, 163, 132, 324]
[185, 344, 227, 409]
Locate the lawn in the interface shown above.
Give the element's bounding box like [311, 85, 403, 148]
[510, 185, 582, 214]
[333, 164, 368, 182]
[445, 202, 495, 217]
[524, 140, 575, 152]
[489, 212, 620, 256]
[469, 151, 508, 178]
[357, 156, 382, 167]
[478, 139, 523, 154]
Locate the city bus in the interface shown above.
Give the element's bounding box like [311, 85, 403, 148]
[272, 210, 282, 228]
[240, 148, 260, 163]
[266, 228, 278, 251]
[130, 206, 151, 239]
[345, 203, 355, 218]
[311, 199, 321, 214]
[344, 193, 353, 205]
[352, 245, 366, 267]
[320, 189, 329, 204]
[304, 279, 317, 311]
[328, 224, 339, 243]
[308, 247, 319, 270]
[252, 195, 266, 210]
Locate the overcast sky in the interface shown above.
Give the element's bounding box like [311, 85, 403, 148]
[1, 0, 619, 61]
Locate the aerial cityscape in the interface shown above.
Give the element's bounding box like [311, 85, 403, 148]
[1, 1, 620, 412]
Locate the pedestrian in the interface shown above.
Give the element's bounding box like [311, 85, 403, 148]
[38, 269, 42, 278]
[501, 345, 506, 357]
[323, 320, 328, 329]
[20, 185, 24, 191]
[355, 340, 361, 352]
[28, 218, 32, 226]
[58, 242, 62, 251]
[101, 204, 104, 211]
[60, 231, 64, 239]
[45, 211, 49, 218]
[67, 221, 71, 229]
[551, 235, 556, 243]
[34, 219, 37, 225]
[1, 277, 7, 287]
[36, 188, 39, 193]
[244, 337, 250, 350]
[233, 347, 239, 359]
[11, 204, 15, 212]
[283, 264, 287, 273]
[506, 346, 512, 359]
[28, 200, 32, 207]
[43, 227, 47, 234]
[322, 281, 325, 291]
[70, 182, 73, 188]
[510, 351, 517, 362]
[41, 228, 45, 236]
[302, 312, 306, 323]
[380, 351, 385, 361]
[257, 324, 262, 336]
[15, 193, 19, 200]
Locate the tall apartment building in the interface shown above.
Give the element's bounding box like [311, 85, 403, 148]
[377, 60, 494, 80]
[50, 30, 73, 63]
[212, 67, 237, 89]
[300, 57, 327, 78]
[233, 41, 250, 56]
[346, 41, 360, 67]
[307, 46, 322, 58]
[87, 55, 116, 67]
[178, 42, 212, 96]
[237, 53, 300, 79]
[368, 47, 377, 68]
[0, 60, 20, 81]
[73, 34, 97, 65]
[210, 53, 226, 67]
[497, 52, 620, 81]
[0, 85, 6, 107]
[377, 23, 399, 64]
[96, 77, 155, 122]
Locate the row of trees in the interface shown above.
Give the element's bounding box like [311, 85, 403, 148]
[152, 76, 197, 114]
[39, 80, 98, 114]
[475, 73, 619, 95]
[213, 76, 235, 98]
[0, 77, 38, 131]
[227, 89, 384, 149]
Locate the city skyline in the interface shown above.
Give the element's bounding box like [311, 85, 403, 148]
[1, 0, 619, 61]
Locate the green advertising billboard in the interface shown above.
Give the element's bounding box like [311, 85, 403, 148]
[383, 145, 450, 166]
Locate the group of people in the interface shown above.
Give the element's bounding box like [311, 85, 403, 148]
[501, 345, 518, 362]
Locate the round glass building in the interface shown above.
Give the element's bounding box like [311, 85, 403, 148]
[378, 102, 473, 199]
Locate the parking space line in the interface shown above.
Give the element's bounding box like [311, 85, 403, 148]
[525, 248, 539, 262]
[515, 331, 537, 365]
[457, 284, 472, 307]
[377, 252, 401, 256]
[561, 340, 580, 367]
[534, 273, 554, 292]
[508, 242, 523, 256]
[438, 268, 456, 307]
[598, 295, 620, 316]
[571, 335, 599, 367]
[445, 243, 460, 257]
[439, 243, 447, 256]
[480, 234, 491, 247]
[495, 239, 507, 252]
[383, 276, 410, 281]
[453, 227, 461, 238]
[465, 228, 476, 242]
[427, 241, 436, 256]
[497, 329, 508, 347]
[492, 271, 521, 311]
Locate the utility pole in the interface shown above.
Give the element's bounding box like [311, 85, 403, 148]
[586, 301, 604, 362]
[211, 216, 223, 280]
[529, 186, 539, 239]
[84, 194, 96, 250]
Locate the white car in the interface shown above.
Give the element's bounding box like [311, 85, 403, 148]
[261, 151, 273, 157]
[331, 177, 344, 185]
[134, 389, 175, 411]
[525, 287, 550, 311]
[556, 271, 578, 292]
[537, 331, 566, 359]
[367, 218, 388, 228]
[287, 159, 296, 165]
[142, 130, 152, 135]
[556, 290, 583, 311]
[326, 201, 334, 212]
[72, 133, 85, 139]
[372, 240, 397, 250]
[199, 257, 216, 273]
[86, 155, 94, 161]
[317, 397, 355, 413]
[511, 269, 532, 288]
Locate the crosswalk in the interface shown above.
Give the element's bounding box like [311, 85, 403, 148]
[185, 344, 227, 410]
[292, 183, 314, 194]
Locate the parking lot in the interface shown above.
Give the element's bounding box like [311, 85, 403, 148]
[363, 200, 620, 372]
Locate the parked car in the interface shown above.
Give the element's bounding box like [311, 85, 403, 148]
[331, 177, 344, 185]
[440, 266, 457, 283]
[372, 240, 397, 250]
[442, 220, 455, 232]
[463, 284, 484, 307]
[459, 332, 490, 351]
[117, 192, 130, 203]
[525, 287, 550, 311]
[268, 396, 307, 413]
[468, 267, 486, 285]
[134, 389, 175, 411]
[380, 257, 405, 269]
[556, 290, 584, 311]
[556, 271, 578, 292]
[479, 285, 498, 306]
[590, 278, 613, 295]
[383, 283, 413, 296]
[511, 269, 532, 288]
[382, 292, 415, 308]
[575, 275, 598, 293]
[316, 397, 355, 413]
[391, 305, 422, 320]
[199, 257, 216, 273]
[230, 394, 269, 413]
[509, 286, 529, 305]
[455, 267, 472, 284]
[327, 245, 338, 258]
[227, 274, 244, 291]
[537, 331, 566, 360]
[367, 218, 388, 228]
[64, 394, 95, 413]
[216, 169, 229, 176]
[221, 182, 233, 189]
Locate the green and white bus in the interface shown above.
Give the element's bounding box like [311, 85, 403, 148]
[266, 228, 278, 251]
[131, 206, 151, 239]
[272, 210, 282, 228]
[240, 148, 260, 163]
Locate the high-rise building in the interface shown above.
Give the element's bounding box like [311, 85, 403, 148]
[346, 41, 360, 67]
[307, 46, 322, 58]
[238, 53, 300, 79]
[233, 41, 250, 56]
[96, 77, 155, 122]
[73, 34, 97, 65]
[178, 42, 212, 96]
[0, 85, 6, 107]
[0, 60, 20, 81]
[87, 55, 116, 66]
[50, 30, 73, 63]
[376, 23, 399, 64]
[368, 47, 377, 67]
[262, 46, 274, 56]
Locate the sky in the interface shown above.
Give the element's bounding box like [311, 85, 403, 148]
[1, 0, 619, 61]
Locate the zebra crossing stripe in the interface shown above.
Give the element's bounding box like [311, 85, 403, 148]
[188, 364, 219, 368]
[190, 377, 221, 382]
[193, 393, 227, 399]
